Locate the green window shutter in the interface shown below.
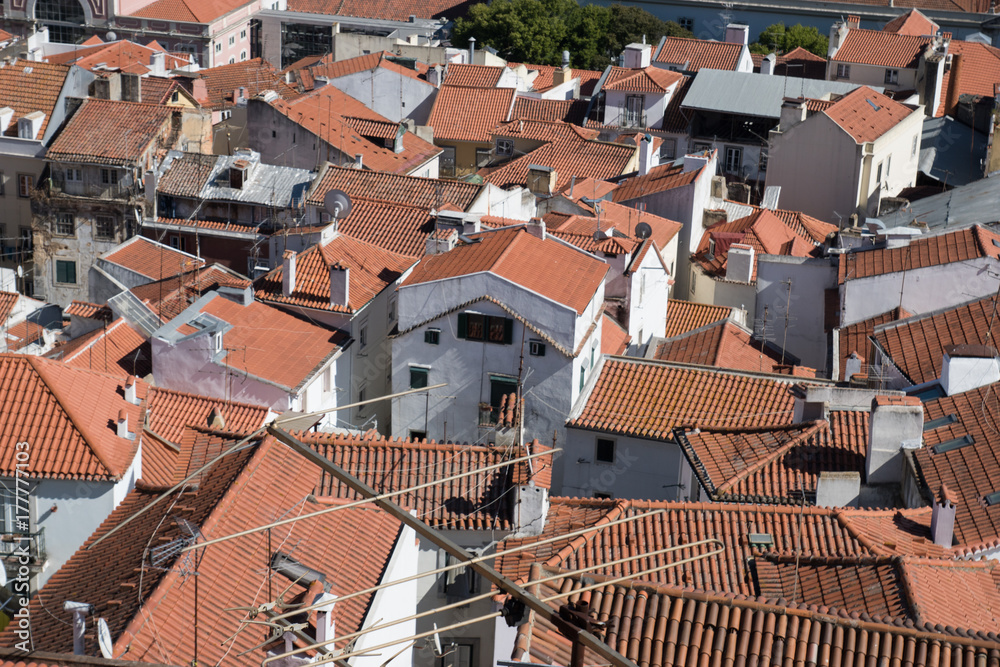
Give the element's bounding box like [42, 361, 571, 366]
[457, 312, 467, 339]
[410, 367, 429, 389]
[503, 318, 514, 345]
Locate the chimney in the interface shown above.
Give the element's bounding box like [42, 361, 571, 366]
[468, 36, 476, 64]
[760, 52, 776, 75]
[121, 72, 141, 103]
[725, 244, 754, 283]
[354, 153, 363, 169]
[780, 98, 809, 129]
[847, 15, 861, 29]
[724, 23, 750, 46]
[150, 50, 166, 77]
[941, 344, 1000, 395]
[282, 250, 297, 296]
[683, 151, 710, 173]
[330, 264, 349, 307]
[702, 208, 727, 228]
[930, 483, 957, 547]
[314, 593, 338, 645]
[208, 406, 226, 430]
[191, 78, 209, 105]
[552, 64, 572, 87]
[428, 64, 443, 87]
[63, 601, 92, 655]
[124, 375, 139, 404]
[622, 43, 652, 68]
[638, 133, 654, 176]
[562, 50, 571, 69]
[525, 218, 546, 241]
[527, 164, 557, 196]
[829, 21, 850, 58]
[0, 107, 13, 133]
[815, 471, 861, 507]
[866, 395, 923, 484]
[710, 175, 727, 199]
[116, 409, 130, 438]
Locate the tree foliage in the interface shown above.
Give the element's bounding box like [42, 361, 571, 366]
[453, 1, 694, 70]
[749, 22, 829, 57]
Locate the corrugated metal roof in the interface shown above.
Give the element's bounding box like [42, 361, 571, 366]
[878, 177, 1000, 232]
[918, 116, 988, 187]
[159, 150, 315, 208]
[681, 69, 882, 118]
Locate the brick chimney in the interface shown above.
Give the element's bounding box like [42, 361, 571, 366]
[847, 14, 861, 29]
[866, 395, 923, 484]
[931, 483, 958, 547]
[282, 250, 296, 296]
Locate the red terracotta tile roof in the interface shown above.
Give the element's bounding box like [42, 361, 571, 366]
[510, 97, 589, 124]
[140, 76, 188, 105]
[328, 199, 437, 257]
[605, 66, 683, 93]
[194, 58, 299, 111]
[304, 51, 428, 83]
[46, 318, 151, 378]
[64, 300, 113, 321]
[442, 63, 506, 87]
[0, 291, 18, 326]
[426, 85, 516, 143]
[306, 164, 483, 210]
[14, 432, 405, 664]
[0, 59, 71, 138]
[156, 151, 216, 197]
[824, 86, 916, 143]
[273, 86, 439, 174]
[144, 385, 267, 445]
[402, 227, 609, 314]
[127, 0, 254, 23]
[900, 557, 1000, 630]
[836, 306, 911, 379]
[301, 430, 551, 529]
[836, 506, 952, 558]
[831, 29, 931, 68]
[654, 36, 744, 71]
[0, 354, 146, 481]
[653, 320, 786, 373]
[0, 29, 15, 43]
[483, 137, 635, 192]
[46, 99, 175, 165]
[660, 73, 694, 132]
[664, 299, 736, 338]
[601, 312, 630, 355]
[181, 294, 346, 391]
[492, 118, 599, 143]
[883, 8, 939, 34]
[46, 40, 188, 75]
[736, 204, 838, 243]
[506, 63, 603, 95]
[544, 201, 681, 253]
[137, 430, 178, 488]
[838, 225, 1000, 283]
[557, 176, 618, 202]
[568, 357, 810, 441]
[5, 320, 44, 351]
[286, 0, 471, 20]
[130, 264, 251, 322]
[101, 236, 204, 282]
[612, 160, 703, 202]
[676, 411, 869, 504]
[937, 40, 1000, 116]
[255, 233, 416, 313]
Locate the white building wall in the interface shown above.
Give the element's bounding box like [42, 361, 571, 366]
[602, 89, 669, 129]
[829, 60, 919, 92]
[626, 248, 671, 350]
[868, 109, 924, 209]
[329, 68, 438, 124]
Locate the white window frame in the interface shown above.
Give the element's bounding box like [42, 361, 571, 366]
[724, 146, 743, 174]
[884, 68, 899, 85]
[836, 63, 850, 79]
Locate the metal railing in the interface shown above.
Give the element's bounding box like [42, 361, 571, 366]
[0, 528, 45, 564]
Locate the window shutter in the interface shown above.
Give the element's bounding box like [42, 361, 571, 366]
[503, 318, 513, 345]
[457, 312, 467, 339]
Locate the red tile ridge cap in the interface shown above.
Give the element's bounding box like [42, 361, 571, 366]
[712, 420, 829, 496]
[938, 482, 960, 506]
[874, 394, 922, 407]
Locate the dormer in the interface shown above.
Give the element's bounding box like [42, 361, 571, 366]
[18, 111, 44, 140]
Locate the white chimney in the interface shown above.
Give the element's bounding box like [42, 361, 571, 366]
[150, 51, 166, 77]
[354, 153, 363, 169]
[63, 601, 92, 655]
[866, 395, 923, 484]
[282, 250, 297, 296]
[683, 151, 711, 173]
[124, 375, 139, 404]
[760, 52, 776, 75]
[623, 43, 652, 69]
[724, 24, 750, 46]
[638, 133, 654, 176]
[725, 244, 754, 283]
[829, 21, 850, 58]
[18, 111, 44, 140]
[525, 218, 546, 241]
[314, 593, 338, 645]
[780, 99, 808, 130]
[428, 64, 443, 87]
[116, 409, 130, 438]
[940, 344, 1000, 396]
[330, 264, 349, 307]
[0, 107, 14, 133]
[931, 484, 957, 547]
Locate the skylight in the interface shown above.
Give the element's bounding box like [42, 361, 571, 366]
[924, 414, 958, 431]
[931, 434, 974, 454]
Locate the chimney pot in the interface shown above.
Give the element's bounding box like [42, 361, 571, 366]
[117, 409, 130, 438]
[124, 375, 139, 404]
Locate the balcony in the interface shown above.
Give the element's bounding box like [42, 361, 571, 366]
[618, 110, 647, 129]
[0, 528, 46, 566]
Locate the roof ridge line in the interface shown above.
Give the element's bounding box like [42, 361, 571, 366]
[542, 499, 630, 571]
[713, 419, 828, 495]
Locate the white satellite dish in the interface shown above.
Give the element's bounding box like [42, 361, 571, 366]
[15, 265, 22, 278]
[323, 189, 352, 220]
[105, 31, 117, 42]
[97, 617, 113, 659]
[432, 622, 442, 656]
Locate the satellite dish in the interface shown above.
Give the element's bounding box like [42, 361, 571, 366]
[323, 189, 352, 220]
[432, 623, 442, 656]
[105, 31, 117, 42]
[16, 265, 22, 278]
[635, 222, 652, 240]
[97, 618, 113, 659]
[0, 563, 6, 588]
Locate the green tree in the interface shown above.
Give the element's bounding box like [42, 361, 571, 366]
[749, 22, 828, 57]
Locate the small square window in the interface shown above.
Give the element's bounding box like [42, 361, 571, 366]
[529, 340, 545, 356]
[836, 63, 850, 79]
[54, 213, 74, 236]
[100, 169, 118, 185]
[65, 168, 81, 182]
[424, 329, 440, 345]
[596, 438, 615, 464]
[409, 366, 429, 389]
[359, 325, 368, 348]
[95, 216, 115, 240]
[55, 260, 76, 284]
[884, 68, 899, 85]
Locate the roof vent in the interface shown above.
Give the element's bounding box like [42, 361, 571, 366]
[124, 375, 139, 405]
[116, 409, 133, 439]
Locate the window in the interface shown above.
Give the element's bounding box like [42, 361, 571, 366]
[229, 35, 235, 45]
[424, 328, 440, 345]
[475, 148, 491, 167]
[169, 235, 186, 252]
[359, 324, 368, 348]
[660, 138, 676, 160]
[529, 340, 545, 356]
[213, 332, 223, 353]
[357, 384, 366, 406]
[911, 135, 918, 157]
[437, 640, 477, 667]
[457, 312, 513, 344]
[0, 171, 5, 196]
[215, 42, 222, 53]
[170, 91, 180, 103]
[100, 169, 118, 185]
[65, 168, 81, 182]
[487, 375, 518, 424]
[836, 63, 850, 79]
[19, 227, 32, 251]
[724, 146, 742, 174]
[409, 366, 429, 389]
[579, 366, 586, 392]
[17, 174, 32, 198]
[229, 58, 235, 64]
[437, 551, 479, 603]
[55, 260, 76, 284]
[884, 68, 899, 85]
[95, 216, 114, 240]
[496, 138, 513, 156]
[241, 29, 247, 39]
[409, 429, 426, 440]
[678, 17, 693, 30]
[441, 146, 456, 178]
[241, 51, 247, 61]
[875, 161, 883, 184]
[54, 213, 74, 236]
[596, 438, 615, 463]
[280, 22, 335, 68]
[624, 95, 644, 127]
[886, 155, 891, 179]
